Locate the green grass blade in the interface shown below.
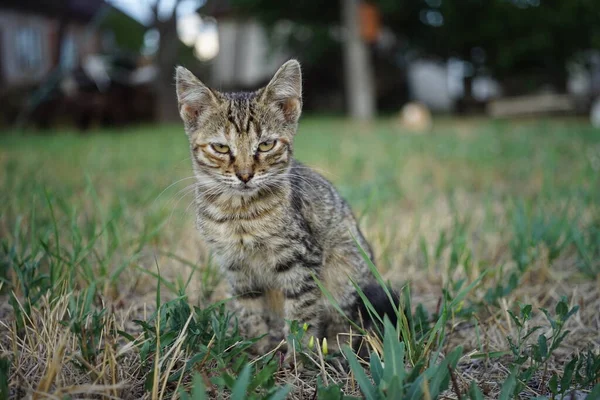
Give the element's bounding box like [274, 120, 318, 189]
[190, 373, 208, 400]
[268, 385, 292, 400]
[312, 272, 367, 334]
[383, 318, 405, 386]
[468, 382, 485, 400]
[231, 364, 252, 400]
[498, 370, 517, 400]
[343, 346, 378, 400]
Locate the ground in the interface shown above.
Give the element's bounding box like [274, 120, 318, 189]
[0, 117, 599, 399]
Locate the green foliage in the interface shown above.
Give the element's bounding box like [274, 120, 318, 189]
[483, 266, 520, 306]
[340, 318, 463, 399]
[345, 235, 482, 369]
[179, 374, 208, 400]
[1, 186, 162, 338]
[467, 381, 485, 400]
[572, 218, 600, 277]
[317, 377, 359, 400]
[588, 383, 600, 399]
[0, 356, 10, 400]
[548, 350, 600, 397]
[505, 298, 580, 397]
[130, 295, 293, 397]
[390, 0, 600, 86]
[1, 119, 599, 398]
[468, 297, 599, 398]
[510, 202, 571, 273]
[131, 298, 251, 384]
[100, 7, 145, 53]
[180, 367, 290, 400]
[213, 363, 290, 400]
[484, 201, 589, 307]
[286, 319, 307, 350]
[230, 0, 600, 90]
[420, 214, 473, 276]
[65, 283, 107, 369]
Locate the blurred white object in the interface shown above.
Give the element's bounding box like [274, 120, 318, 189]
[82, 55, 110, 91]
[60, 76, 78, 97]
[178, 13, 202, 46]
[591, 97, 600, 128]
[407, 60, 453, 112]
[399, 102, 432, 132]
[487, 93, 575, 117]
[129, 65, 158, 85]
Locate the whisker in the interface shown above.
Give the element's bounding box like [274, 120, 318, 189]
[153, 176, 197, 206]
[166, 182, 200, 203]
[287, 164, 340, 180]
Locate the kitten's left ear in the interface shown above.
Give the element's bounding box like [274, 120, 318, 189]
[175, 66, 220, 126]
[261, 60, 302, 123]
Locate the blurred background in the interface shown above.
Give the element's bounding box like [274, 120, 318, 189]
[1, 0, 600, 130]
[1, 4, 600, 397]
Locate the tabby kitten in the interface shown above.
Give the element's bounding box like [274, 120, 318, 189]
[175, 60, 396, 355]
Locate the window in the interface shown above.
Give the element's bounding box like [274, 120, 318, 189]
[15, 26, 43, 72]
[60, 35, 77, 69]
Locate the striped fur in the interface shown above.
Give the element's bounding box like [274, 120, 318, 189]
[175, 60, 396, 356]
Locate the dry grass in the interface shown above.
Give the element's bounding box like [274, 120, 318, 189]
[0, 117, 599, 399]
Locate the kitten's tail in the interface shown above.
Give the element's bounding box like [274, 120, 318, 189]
[356, 283, 402, 335]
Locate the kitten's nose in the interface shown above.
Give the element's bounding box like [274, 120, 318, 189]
[236, 170, 254, 183]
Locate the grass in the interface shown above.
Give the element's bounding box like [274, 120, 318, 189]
[0, 116, 599, 399]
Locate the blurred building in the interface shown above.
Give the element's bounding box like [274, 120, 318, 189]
[0, 0, 158, 129]
[202, 0, 289, 91]
[0, 0, 104, 89]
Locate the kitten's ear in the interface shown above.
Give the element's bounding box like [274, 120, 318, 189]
[175, 66, 219, 125]
[261, 59, 302, 123]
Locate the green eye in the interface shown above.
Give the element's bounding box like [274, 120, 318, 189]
[258, 140, 276, 152]
[212, 144, 230, 154]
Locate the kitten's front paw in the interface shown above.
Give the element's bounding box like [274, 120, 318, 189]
[251, 334, 285, 356]
[282, 350, 305, 372]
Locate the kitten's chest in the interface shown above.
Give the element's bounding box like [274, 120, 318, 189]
[205, 220, 276, 251]
[197, 206, 291, 268]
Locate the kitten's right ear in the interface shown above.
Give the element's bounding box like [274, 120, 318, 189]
[175, 66, 219, 125]
[260, 60, 302, 124]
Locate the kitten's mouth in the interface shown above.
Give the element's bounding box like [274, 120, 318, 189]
[228, 179, 264, 194]
[235, 183, 258, 193]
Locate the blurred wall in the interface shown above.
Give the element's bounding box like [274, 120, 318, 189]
[212, 19, 288, 89]
[0, 8, 101, 90]
[0, 10, 54, 87]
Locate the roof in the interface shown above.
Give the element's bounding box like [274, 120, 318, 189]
[0, 0, 105, 22]
[200, 0, 236, 19]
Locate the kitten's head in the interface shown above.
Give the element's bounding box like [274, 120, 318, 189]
[175, 60, 302, 195]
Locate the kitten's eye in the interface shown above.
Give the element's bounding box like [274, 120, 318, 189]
[211, 144, 230, 154]
[258, 140, 276, 152]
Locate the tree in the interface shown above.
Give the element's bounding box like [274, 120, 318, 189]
[341, 0, 376, 120]
[380, 0, 600, 96]
[126, 0, 203, 122]
[482, 0, 600, 93]
[148, 0, 186, 122]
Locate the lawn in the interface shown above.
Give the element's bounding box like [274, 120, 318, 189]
[0, 117, 599, 399]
